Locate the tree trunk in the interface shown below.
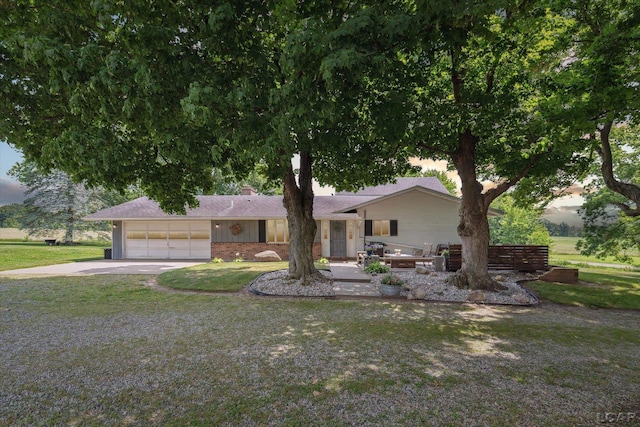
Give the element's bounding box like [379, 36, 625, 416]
[449, 130, 506, 291]
[282, 151, 320, 282]
[63, 179, 74, 244]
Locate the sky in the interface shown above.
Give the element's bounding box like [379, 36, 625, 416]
[0, 141, 25, 205]
[0, 141, 585, 225]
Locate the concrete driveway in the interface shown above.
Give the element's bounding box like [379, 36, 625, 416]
[0, 260, 207, 276]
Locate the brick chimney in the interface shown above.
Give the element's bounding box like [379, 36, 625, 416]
[241, 185, 257, 196]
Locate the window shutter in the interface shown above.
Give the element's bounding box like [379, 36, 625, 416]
[390, 220, 398, 236]
[365, 220, 372, 236]
[258, 220, 266, 242]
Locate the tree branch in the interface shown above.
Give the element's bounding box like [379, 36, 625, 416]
[596, 120, 640, 217]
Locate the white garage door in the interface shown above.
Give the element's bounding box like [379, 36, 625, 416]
[124, 221, 210, 259]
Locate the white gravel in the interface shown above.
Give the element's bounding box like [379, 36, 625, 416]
[250, 270, 336, 297]
[250, 268, 538, 305]
[375, 270, 538, 305]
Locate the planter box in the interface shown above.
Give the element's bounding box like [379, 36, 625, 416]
[380, 284, 402, 296]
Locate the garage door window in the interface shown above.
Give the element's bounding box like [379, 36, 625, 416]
[148, 231, 167, 240]
[127, 231, 147, 240]
[169, 231, 189, 239]
[190, 231, 210, 239]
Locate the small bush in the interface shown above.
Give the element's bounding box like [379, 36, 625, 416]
[365, 262, 390, 274]
[317, 257, 329, 264]
[211, 257, 224, 263]
[233, 257, 244, 263]
[381, 274, 403, 286]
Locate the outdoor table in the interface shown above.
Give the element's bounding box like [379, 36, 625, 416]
[383, 254, 434, 268]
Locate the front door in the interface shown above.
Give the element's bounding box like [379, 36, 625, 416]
[330, 221, 347, 257]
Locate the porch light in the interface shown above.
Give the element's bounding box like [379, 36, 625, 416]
[215, 223, 220, 228]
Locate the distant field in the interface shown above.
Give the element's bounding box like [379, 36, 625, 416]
[550, 236, 640, 267]
[0, 228, 108, 241]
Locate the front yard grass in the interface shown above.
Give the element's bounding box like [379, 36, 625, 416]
[1, 275, 638, 426]
[157, 261, 290, 292]
[0, 241, 110, 271]
[157, 261, 329, 292]
[525, 267, 640, 309]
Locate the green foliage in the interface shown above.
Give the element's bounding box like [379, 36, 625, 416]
[8, 161, 124, 242]
[578, 125, 640, 262]
[381, 274, 403, 286]
[210, 163, 281, 196]
[364, 262, 390, 275]
[550, 2, 640, 261]
[489, 195, 551, 246]
[542, 220, 582, 238]
[0, 204, 26, 228]
[211, 257, 224, 264]
[316, 257, 329, 265]
[405, 169, 457, 196]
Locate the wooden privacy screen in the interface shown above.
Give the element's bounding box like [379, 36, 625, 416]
[447, 245, 549, 272]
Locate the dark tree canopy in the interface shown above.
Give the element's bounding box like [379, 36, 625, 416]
[1, 1, 414, 280]
[395, 2, 589, 289]
[549, 0, 640, 261]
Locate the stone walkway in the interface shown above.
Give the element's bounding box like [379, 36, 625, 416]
[329, 262, 380, 297]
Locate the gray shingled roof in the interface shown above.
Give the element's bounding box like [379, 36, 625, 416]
[85, 177, 453, 221]
[335, 177, 449, 196]
[85, 195, 377, 220]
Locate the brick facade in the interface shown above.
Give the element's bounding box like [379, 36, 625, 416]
[211, 242, 322, 261]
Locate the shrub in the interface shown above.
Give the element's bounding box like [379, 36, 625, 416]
[211, 257, 224, 263]
[365, 262, 390, 274]
[381, 274, 404, 286]
[317, 257, 329, 264]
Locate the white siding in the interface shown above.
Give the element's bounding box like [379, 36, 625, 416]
[357, 189, 461, 253]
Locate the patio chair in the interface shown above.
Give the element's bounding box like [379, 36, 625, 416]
[423, 243, 435, 256]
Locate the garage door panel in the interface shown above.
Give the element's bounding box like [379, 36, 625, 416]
[125, 221, 210, 259]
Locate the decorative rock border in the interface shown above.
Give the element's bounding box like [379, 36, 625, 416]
[249, 268, 539, 306]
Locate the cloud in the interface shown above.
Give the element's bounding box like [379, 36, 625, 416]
[0, 177, 26, 205]
[543, 205, 583, 227]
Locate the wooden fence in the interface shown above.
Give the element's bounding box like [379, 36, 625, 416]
[447, 245, 549, 272]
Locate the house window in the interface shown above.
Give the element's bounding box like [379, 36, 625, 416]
[267, 219, 289, 243]
[373, 220, 390, 236]
[365, 219, 398, 237]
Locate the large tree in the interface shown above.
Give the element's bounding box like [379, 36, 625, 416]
[578, 125, 640, 261]
[551, 0, 640, 260]
[1, 1, 412, 281]
[8, 161, 120, 242]
[402, 2, 588, 290]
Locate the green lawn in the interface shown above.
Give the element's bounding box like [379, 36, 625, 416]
[158, 261, 291, 291]
[526, 267, 640, 309]
[550, 236, 640, 267]
[1, 275, 638, 426]
[158, 261, 329, 292]
[0, 241, 110, 271]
